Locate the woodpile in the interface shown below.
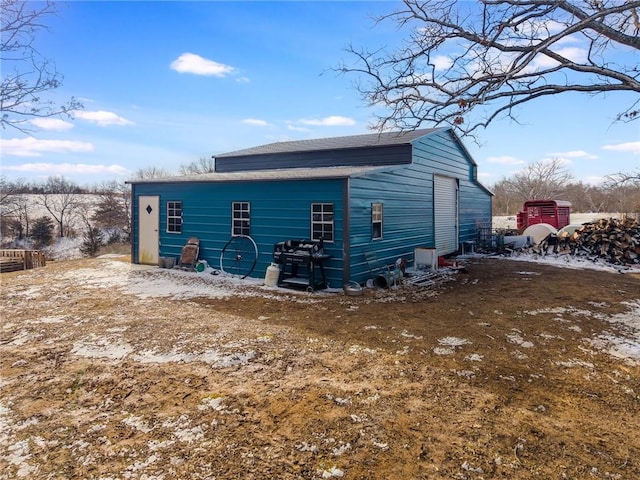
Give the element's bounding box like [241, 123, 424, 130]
[551, 217, 640, 266]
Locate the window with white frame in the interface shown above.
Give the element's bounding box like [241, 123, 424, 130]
[232, 202, 250, 236]
[372, 202, 383, 239]
[311, 203, 334, 242]
[167, 201, 182, 233]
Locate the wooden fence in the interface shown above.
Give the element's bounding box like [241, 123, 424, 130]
[0, 249, 47, 273]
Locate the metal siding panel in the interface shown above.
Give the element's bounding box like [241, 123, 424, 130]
[347, 166, 435, 284]
[131, 179, 345, 287]
[459, 179, 492, 243]
[412, 130, 491, 254]
[215, 145, 412, 172]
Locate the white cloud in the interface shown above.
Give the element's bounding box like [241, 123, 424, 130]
[533, 47, 587, 68]
[30, 118, 74, 131]
[548, 150, 597, 160]
[170, 53, 236, 77]
[432, 55, 453, 71]
[1, 137, 94, 157]
[2, 162, 129, 176]
[298, 116, 356, 127]
[242, 118, 272, 127]
[486, 155, 525, 165]
[236, 76, 250, 84]
[286, 124, 311, 132]
[602, 141, 640, 154]
[74, 110, 133, 127]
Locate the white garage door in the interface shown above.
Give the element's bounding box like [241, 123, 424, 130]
[434, 175, 459, 255]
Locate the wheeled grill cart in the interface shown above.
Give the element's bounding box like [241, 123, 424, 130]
[273, 239, 330, 291]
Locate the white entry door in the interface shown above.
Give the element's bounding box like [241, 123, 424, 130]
[434, 175, 459, 255]
[138, 195, 159, 265]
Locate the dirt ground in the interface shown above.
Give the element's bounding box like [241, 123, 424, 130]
[1, 256, 639, 479]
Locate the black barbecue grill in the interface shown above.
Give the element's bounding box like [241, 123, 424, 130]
[273, 239, 330, 291]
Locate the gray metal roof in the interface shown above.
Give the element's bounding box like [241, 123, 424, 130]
[215, 128, 442, 158]
[128, 165, 388, 184]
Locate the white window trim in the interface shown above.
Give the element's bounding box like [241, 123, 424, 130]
[232, 201, 251, 236]
[166, 201, 182, 234]
[310, 202, 334, 242]
[372, 202, 383, 240]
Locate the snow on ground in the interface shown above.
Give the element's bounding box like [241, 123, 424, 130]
[2, 247, 640, 479]
[51, 254, 640, 365]
[9, 227, 640, 366]
[522, 301, 640, 366]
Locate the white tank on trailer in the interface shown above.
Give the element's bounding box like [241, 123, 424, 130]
[522, 223, 558, 245]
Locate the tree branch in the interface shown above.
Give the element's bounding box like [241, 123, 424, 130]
[338, 0, 640, 136]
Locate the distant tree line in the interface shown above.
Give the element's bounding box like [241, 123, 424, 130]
[1, 156, 638, 255]
[0, 157, 215, 255]
[0, 176, 131, 256]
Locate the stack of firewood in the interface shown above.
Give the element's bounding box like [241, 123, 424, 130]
[554, 217, 640, 265]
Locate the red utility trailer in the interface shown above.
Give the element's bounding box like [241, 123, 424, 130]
[516, 200, 571, 231]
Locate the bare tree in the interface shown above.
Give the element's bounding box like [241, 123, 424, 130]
[603, 168, 640, 214]
[0, 176, 31, 239]
[91, 180, 131, 240]
[179, 157, 216, 175]
[133, 166, 172, 180]
[339, 0, 640, 136]
[1, 0, 82, 132]
[604, 168, 640, 187]
[0, 175, 21, 205]
[504, 158, 573, 202]
[36, 176, 81, 237]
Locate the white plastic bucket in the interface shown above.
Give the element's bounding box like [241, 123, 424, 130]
[264, 263, 280, 287]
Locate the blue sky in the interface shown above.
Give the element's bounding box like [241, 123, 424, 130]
[1, 0, 639, 187]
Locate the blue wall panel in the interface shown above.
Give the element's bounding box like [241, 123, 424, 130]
[132, 179, 346, 287]
[215, 145, 412, 172]
[346, 130, 491, 284]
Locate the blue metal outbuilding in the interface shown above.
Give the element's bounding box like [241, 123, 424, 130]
[129, 128, 492, 288]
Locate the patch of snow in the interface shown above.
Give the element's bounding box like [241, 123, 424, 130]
[173, 425, 205, 443]
[198, 396, 225, 411]
[131, 348, 255, 368]
[401, 330, 423, 340]
[437, 336, 470, 347]
[465, 353, 484, 362]
[71, 336, 134, 360]
[348, 345, 377, 354]
[500, 252, 633, 274]
[433, 347, 455, 355]
[526, 300, 640, 364]
[6, 330, 38, 346]
[332, 442, 351, 456]
[44, 236, 83, 261]
[6, 439, 37, 478]
[556, 359, 594, 369]
[122, 415, 154, 433]
[507, 331, 534, 348]
[373, 441, 389, 451]
[296, 442, 318, 452]
[33, 315, 66, 324]
[321, 466, 344, 478]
